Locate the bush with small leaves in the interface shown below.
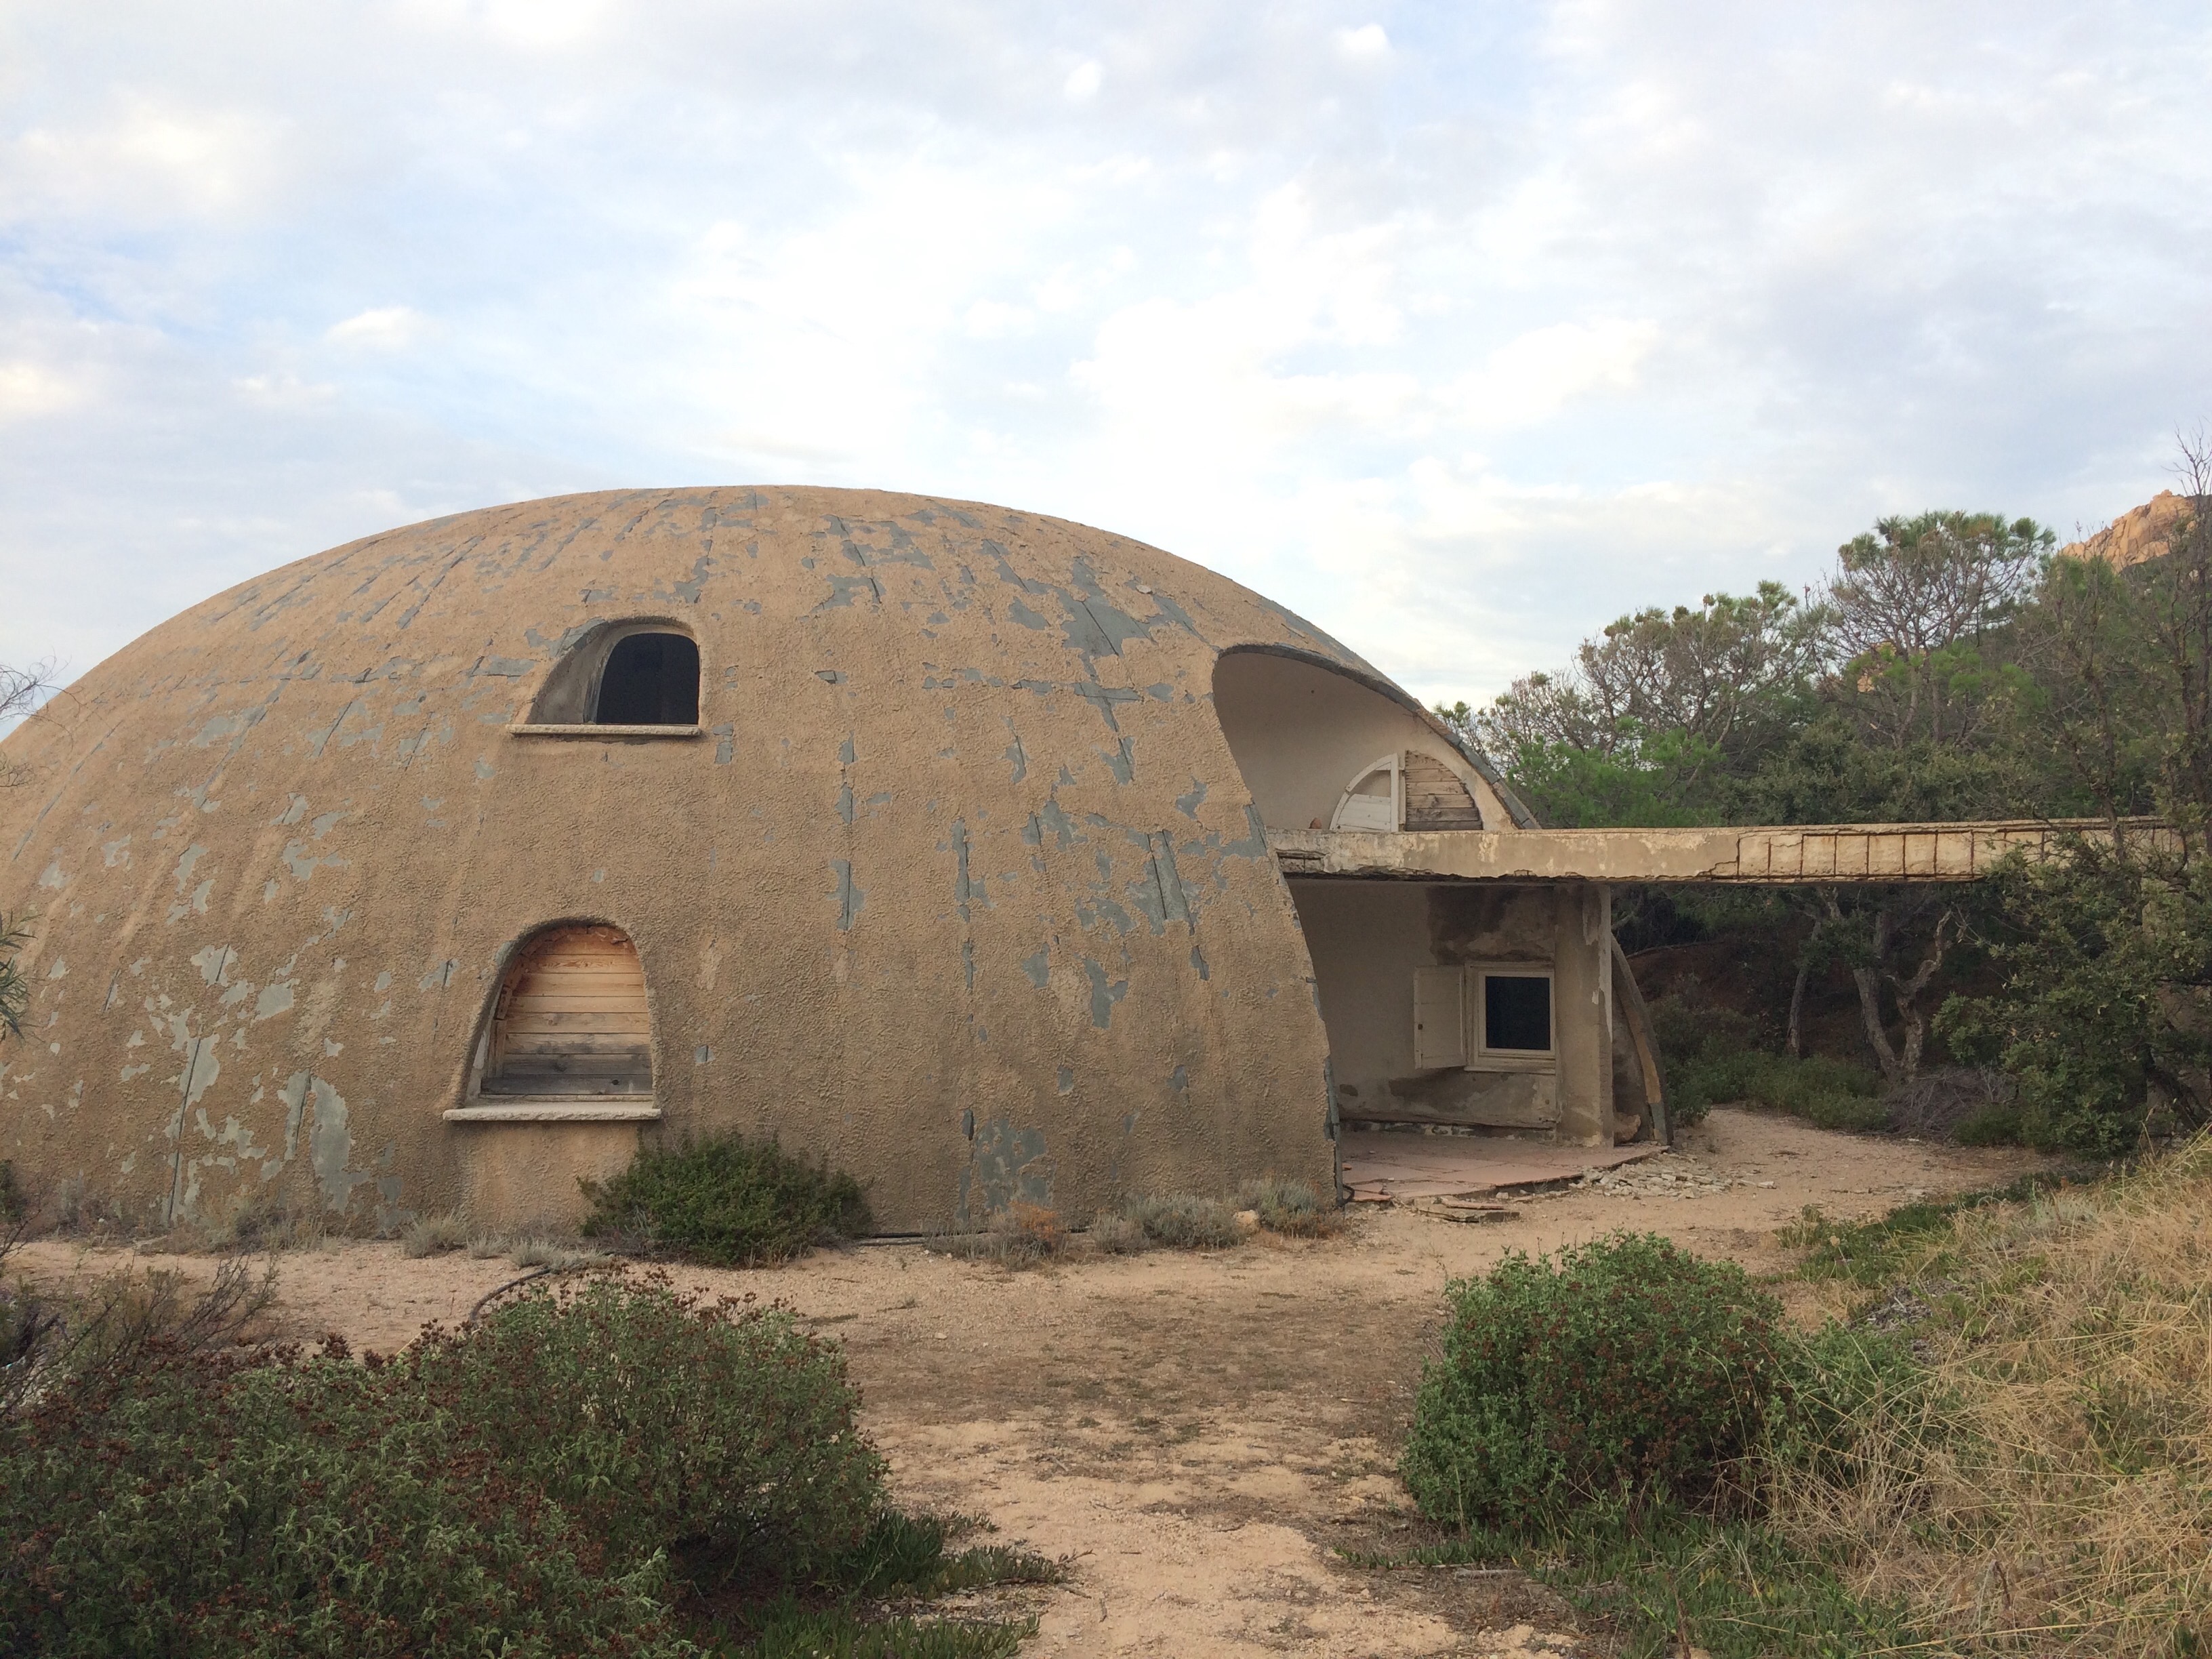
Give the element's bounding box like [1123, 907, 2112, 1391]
[406, 1271, 887, 1588]
[0, 1343, 685, 1659]
[1088, 1212, 1147, 1254]
[581, 1132, 870, 1266]
[1402, 1232, 1790, 1529]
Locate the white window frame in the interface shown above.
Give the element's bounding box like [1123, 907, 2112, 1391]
[1329, 753, 1402, 832]
[1467, 964, 1556, 1073]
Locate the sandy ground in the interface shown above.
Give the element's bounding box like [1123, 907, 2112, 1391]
[16, 1111, 2056, 1658]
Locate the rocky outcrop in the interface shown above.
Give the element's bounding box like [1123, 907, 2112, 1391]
[2060, 489, 2198, 569]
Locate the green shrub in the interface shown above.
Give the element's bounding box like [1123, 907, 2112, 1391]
[1954, 1102, 2025, 1145]
[407, 1271, 886, 1589]
[0, 1267, 1036, 1657]
[0, 1347, 685, 1659]
[581, 1132, 870, 1266]
[1233, 1175, 1339, 1236]
[821, 1511, 1063, 1599]
[1401, 1233, 1790, 1528]
[1113, 1193, 1242, 1250]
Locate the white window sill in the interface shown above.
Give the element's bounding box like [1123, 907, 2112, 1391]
[1466, 1054, 1557, 1074]
[506, 723, 703, 739]
[445, 1101, 663, 1123]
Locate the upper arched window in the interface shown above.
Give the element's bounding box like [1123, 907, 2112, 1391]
[594, 632, 698, 725]
[521, 621, 701, 729]
[1212, 649, 1502, 831]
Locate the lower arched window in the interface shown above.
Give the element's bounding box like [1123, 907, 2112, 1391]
[480, 925, 653, 1097]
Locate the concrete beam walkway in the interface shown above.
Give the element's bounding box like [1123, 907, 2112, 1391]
[1271, 818, 2176, 884]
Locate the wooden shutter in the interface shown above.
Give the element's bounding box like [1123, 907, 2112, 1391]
[1413, 966, 1467, 1069]
[484, 926, 653, 1097]
[1401, 752, 1484, 830]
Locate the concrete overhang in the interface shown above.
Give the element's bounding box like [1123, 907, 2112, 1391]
[1268, 819, 2177, 884]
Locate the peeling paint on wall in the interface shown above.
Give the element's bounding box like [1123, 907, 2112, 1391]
[958, 1118, 1052, 1223]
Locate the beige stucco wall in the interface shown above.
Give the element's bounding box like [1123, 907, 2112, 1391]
[0, 487, 1376, 1235]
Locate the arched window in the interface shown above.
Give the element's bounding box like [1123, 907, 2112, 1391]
[478, 925, 653, 1097]
[1211, 648, 1502, 831]
[520, 621, 701, 728]
[594, 632, 698, 725]
[1326, 751, 1484, 832]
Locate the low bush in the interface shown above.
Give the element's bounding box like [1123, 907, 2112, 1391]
[1111, 1192, 1242, 1250]
[0, 1258, 1039, 1657]
[581, 1132, 871, 1266]
[1233, 1175, 1339, 1237]
[1401, 1233, 1790, 1528]
[1673, 1048, 1886, 1132]
[1088, 1212, 1147, 1254]
[0, 1347, 684, 1659]
[408, 1271, 886, 1587]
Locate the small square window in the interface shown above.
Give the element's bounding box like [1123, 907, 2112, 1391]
[1481, 972, 1552, 1054]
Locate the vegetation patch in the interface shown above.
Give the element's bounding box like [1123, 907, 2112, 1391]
[581, 1131, 872, 1266]
[926, 1201, 1067, 1268]
[1233, 1175, 1341, 1237]
[1104, 1191, 1243, 1250]
[1765, 1139, 2212, 1653]
[1397, 1145, 2212, 1655]
[0, 1261, 1051, 1658]
[1650, 996, 1886, 1131]
[1402, 1232, 1790, 1528]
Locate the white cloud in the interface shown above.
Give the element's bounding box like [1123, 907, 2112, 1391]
[325, 306, 433, 350]
[0, 362, 87, 420]
[1450, 319, 1660, 428]
[3, 0, 2211, 712]
[2, 99, 295, 222]
[1334, 24, 1391, 62]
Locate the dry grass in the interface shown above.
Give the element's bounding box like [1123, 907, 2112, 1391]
[928, 1202, 1068, 1268]
[402, 1214, 470, 1258]
[1774, 1139, 2212, 1654]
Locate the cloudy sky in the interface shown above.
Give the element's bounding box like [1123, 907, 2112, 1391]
[3, 1, 2209, 715]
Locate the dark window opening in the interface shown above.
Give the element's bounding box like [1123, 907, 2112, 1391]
[594, 633, 699, 725]
[1483, 973, 1552, 1052]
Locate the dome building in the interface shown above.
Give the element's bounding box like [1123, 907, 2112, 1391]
[0, 488, 1650, 1235]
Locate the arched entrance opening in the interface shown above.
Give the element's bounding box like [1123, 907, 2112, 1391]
[1210, 648, 1652, 1149]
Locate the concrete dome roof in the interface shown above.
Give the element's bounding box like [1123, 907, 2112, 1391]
[0, 487, 1470, 1233]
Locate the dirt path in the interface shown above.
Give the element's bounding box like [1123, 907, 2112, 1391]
[17, 1111, 2055, 1656]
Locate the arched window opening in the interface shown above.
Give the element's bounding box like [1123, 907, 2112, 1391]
[1401, 752, 1483, 830]
[479, 925, 653, 1097]
[1332, 756, 1399, 831]
[1210, 648, 1503, 831]
[594, 632, 699, 726]
[1327, 751, 1485, 833]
